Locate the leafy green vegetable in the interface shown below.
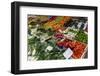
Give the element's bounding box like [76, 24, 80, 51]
[75, 30, 88, 43]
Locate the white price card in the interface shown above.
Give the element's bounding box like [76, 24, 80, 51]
[63, 48, 73, 59]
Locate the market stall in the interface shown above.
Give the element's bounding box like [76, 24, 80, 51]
[28, 15, 88, 60]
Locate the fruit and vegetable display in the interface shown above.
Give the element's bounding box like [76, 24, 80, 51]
[28, 15, 88, 61]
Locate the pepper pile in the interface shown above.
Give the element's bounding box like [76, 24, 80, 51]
[43, 16, 71, 31]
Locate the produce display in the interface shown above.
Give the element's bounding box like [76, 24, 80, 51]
[28, 15, 88, 61]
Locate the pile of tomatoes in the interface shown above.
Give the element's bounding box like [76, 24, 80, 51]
[56, 39, 86, 59]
